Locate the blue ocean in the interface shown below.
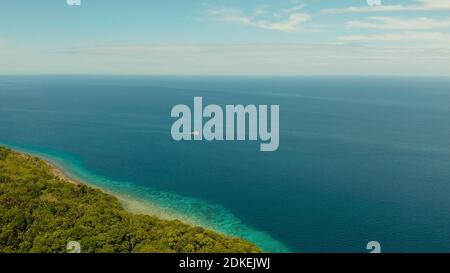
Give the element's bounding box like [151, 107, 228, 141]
[1, 76, 450, 252]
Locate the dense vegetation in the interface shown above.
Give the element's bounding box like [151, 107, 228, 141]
[0, 146, 260, 253]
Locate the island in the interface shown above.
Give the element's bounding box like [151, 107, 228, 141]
[0, 146, 260, 253]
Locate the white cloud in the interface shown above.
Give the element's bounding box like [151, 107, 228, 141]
[282, 4, 305, 13]
[338, 31, 450, 42]
[24, 43, 445, 76]
[323, 0, 450, 13]
[347, 17, 450, 30]
[254, 5, 269, 16]
[206, 6, 310, 32]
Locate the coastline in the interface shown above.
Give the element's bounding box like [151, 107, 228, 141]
[12, 145, 208, 226]
[1, 145, 262, 253]
[38, 152, 201, 224]
[1, 143, 291, 253]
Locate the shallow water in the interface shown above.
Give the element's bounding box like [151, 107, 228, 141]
[1, 76, 450, 252]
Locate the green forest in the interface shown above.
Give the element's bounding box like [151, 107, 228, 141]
[0, 146, 260, 253]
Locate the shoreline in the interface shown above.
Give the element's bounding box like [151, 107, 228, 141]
[2, 143, 290, 253]
[1, 145, 262, 253]
[39, 153, 200, 224]
[12, 146, 205, 226]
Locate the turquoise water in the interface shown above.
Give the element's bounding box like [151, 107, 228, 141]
[1, 142, 288, 252]
[1, 76, 450, 252]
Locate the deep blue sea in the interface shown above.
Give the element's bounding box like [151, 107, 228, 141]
[1, 76, 450, 252]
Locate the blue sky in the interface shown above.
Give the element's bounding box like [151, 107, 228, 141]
[1, 0, 450, 75]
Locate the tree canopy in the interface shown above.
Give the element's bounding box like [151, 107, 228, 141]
[0, 146, 260, 253]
